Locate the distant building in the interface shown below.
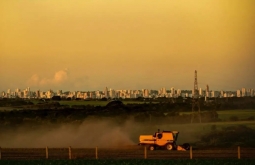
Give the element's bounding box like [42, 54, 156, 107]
[177, 89, 181, 97]
[162, 87, 166, 95]
[246, 89, 252, 97]
[237, 90, 241, 97]
[109, 88, 116, 98]
[242, 88, 246, 97]
[143, 89, 149, 98]
[170, 87, 175, 97]
[220, 90, 224, 97]
[104, 87, 108, 98]
[57, 90, 62, 96]
[36, 90, 40, 98]
[199, 88, 203, 96]
[1, 86, 254, 99]
[206, 85, 210, 98]
[211, 91, 215, 97]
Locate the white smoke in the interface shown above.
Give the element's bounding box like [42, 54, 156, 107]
[27, 69, 69, 87]
[53, 70, 68, 83]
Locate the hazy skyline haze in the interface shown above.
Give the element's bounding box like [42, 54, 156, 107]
[0, 0, 255, 91]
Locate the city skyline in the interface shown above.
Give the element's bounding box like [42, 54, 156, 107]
[1, 0, 255, 91]
[2, 86, 254, 99]
[2, 85, 254, 93]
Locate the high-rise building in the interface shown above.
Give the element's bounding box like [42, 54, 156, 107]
[177, 89, 181, 97]
[237, 90, 241, 97]
[241, 88, 246, 97]
[223, 92, 229, 97]
[211, 91, 215, 97]
[170, 87, 175, 97]
[57, 90, 62, 96]
[2, 91, 5, 97]
[46, 90, 53, 98]
[36, 90, 40, 98]
[104, 87, 108, 98]
[162, 87, 166, 95]
[206, 84, 210, 98]
[16, 88, 20, 92]
[143, 89, 149, 98]
[109, 88, 116, 98]
[206, 85, 209, 92]
[199, 88, 203, 96]
[220, 90, 224, 97]
[247, 89, 252, 97]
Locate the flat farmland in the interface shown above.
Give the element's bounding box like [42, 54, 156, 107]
[1, 159, 255, 165]
[217, 110, 255, 120]
[1, 147, 255, 160]
[180, 109, 255, 121]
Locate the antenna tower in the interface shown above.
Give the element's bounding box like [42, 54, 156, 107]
[191, 70, 201, 123]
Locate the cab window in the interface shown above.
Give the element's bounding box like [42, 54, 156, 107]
[157, 133, 162, 139]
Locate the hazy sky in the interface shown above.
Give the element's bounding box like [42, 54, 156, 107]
[1, 0, 255, 92]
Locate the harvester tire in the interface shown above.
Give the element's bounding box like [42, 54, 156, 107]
[166, 143, 173, 150]
[149, 145, 155, 151]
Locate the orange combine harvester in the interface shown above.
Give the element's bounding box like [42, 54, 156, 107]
[138, 129, 190, 151]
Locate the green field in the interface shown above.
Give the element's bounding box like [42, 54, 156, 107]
[180, 109, 255, 121]
[217, 110, 255, 121]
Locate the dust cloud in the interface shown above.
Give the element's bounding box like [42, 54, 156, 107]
[0, 118, 139, 148]
[0, 117, 202, 148]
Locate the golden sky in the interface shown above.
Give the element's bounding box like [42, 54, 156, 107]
[0, 0, 255, 91]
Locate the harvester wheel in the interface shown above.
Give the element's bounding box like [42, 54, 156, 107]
[149, 145, 155, 151]
[166, 143, 173, 150]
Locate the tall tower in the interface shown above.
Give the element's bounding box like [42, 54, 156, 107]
[191, 70, 201, 123]
[193, 71, 199, 98]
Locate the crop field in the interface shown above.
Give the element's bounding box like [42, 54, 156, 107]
[1, 159, 255, 165]
[0, 147, 255, 160]
[217, 110, 255, 120]
[180, 109, 255, 121]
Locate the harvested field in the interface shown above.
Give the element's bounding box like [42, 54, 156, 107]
[1, 146, 255, 160]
